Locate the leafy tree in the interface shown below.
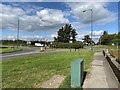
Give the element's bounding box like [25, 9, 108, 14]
[54, 24, 77, 43]
[111, 39, 120, 45]
[103, 31, 108, 35]
[98, 33, 117, 45]
[82, 35, 94, 46]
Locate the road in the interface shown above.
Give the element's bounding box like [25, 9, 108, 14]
[1, 47, 71, 60]
[1, 47, 39, 60]
[1, 47, 105, 60]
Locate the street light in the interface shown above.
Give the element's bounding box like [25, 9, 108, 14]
[17, 19, 20, 48]
[83, 9, 93, 50]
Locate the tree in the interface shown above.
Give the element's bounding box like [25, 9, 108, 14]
[82, 35, 93, 46]
[98, 33, 117, 45]
[98, 31, 120, 45]
[54, 24, 77, 43]
[103, 31, 108, 35]
[98, 31, 110, 45]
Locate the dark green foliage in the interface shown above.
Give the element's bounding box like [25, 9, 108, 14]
[103, 31, 108, 35]
[111, 39, 120, 45]
[82, 35, 94, 46]
[54, 24, 77, 43]
[52, 42, 83, 49]
[98, 32, 119, 45]
[2, 40, 27, 46]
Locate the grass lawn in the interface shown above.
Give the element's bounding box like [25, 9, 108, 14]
[103, 45, 120, 62]
[0, 47, 22, 53]
[93, 45, 120, 62]
[2, 49, 101, 88]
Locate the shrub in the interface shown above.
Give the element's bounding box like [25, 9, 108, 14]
[110, 39, 120, 45]
[52, 42, 83, 49]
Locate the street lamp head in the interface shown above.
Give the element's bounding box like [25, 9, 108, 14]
[83, 9, 92, 12]
[83, 10, 86, 12]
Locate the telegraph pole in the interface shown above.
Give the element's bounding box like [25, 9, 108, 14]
[17, 19, 19, 48]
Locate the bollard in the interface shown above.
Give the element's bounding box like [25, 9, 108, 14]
[71, 59, 84, 88]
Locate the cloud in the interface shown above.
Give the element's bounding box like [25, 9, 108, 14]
[76, 30, 104, 43]
[1, 0, 120, 2]
[1, 4, 69, 32]
[1, 0, 44, 2]
[67, 2, 117, 25]
[1, 2, 118, 41]
[2, 34, 56, 41]
[1, 2, 117, 32]
[21, 35, 44, 41]
[8, 2, 44, 15]
[1, 4, 25, 16]
[2, 35, 45, 41]
[51, 33, 57, 38]
[1, 4, 25, 29]
[63, 0, 119, 2]
[2, 35, 16, 40]
[37, 9, 69, 25]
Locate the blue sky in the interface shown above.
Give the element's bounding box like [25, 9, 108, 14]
[1, 2, 118, 42]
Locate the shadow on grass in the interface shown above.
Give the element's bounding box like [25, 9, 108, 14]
[59, 71, 87, 88]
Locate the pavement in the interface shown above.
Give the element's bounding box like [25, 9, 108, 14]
[83, 52, 119, 88]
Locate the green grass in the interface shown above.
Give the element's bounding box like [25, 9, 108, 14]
[93, 45, 120, 62]
[0, 47, 22, 53]
[2, 49, 101, 88]
[93, 45, 107, 48]
[107, 46, 120, 62]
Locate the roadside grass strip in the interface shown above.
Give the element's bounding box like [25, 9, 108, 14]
[2, 49, 101, 88]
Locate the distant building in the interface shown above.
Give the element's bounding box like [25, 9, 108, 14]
[35, 43, 44, 47]
[30, 41, 47, 47]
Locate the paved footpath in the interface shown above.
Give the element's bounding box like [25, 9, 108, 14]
[83, 52, 119, 88]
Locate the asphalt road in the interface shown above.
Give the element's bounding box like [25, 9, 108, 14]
[1, 47, 105, 60]
[1, 47, 42, 60]
[1, 47, 71, 60]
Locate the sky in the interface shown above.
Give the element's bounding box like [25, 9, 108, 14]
[1, 1, 119, 43]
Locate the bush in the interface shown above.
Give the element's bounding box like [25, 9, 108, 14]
[111, 39, 120, 45]
[51, 42, 83, 49]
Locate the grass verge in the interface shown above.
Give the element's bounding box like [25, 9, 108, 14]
[2, 49, 101, 88]
[93, 45, 120, 62]
[0, 47, 22, 53]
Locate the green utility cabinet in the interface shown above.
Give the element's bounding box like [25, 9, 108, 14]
[71, 59, 84, 88]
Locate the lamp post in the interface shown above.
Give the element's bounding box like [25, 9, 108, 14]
[17, 19, 20, 48]
[83, 9, 93, 50]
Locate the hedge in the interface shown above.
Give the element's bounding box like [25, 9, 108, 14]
[110, 39, 120, 45]
[51, 42, 83, 49]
